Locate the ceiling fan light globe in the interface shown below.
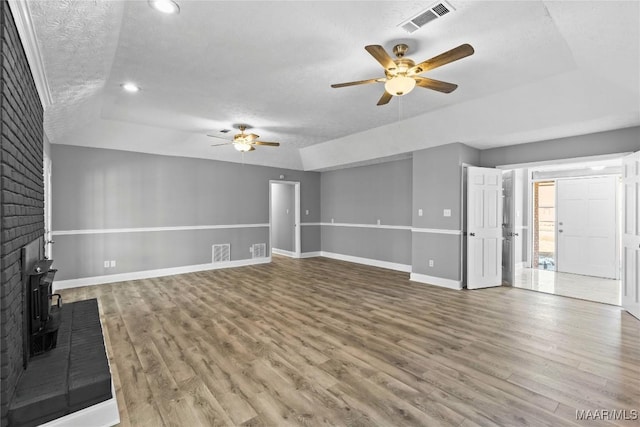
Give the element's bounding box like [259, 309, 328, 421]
[148, 0, 180, 14]
[234, 143, 252, 152]
[384, 76, 416, 96]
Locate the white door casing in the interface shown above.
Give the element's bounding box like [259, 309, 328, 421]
[43, 152, 53, 259]
[557, 176, 618, 279]
[467, 167, 503, 289]
[622, 152, 640, 320]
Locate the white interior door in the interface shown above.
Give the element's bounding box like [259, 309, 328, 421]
[622, 152, 640, 319]
[502, 170, 516, 286]
[557, 176, 617, 279]
[467, 167, 503, 289]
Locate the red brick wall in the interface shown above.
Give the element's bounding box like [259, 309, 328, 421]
[0, 3, 45, 425]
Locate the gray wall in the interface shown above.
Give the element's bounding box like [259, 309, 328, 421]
[51, 145, 320, 280]
[320, 158, 412, 265]
[480, 126, 640, 167]
[271, 183, 295, 252]
[51, 126, 639, 283]
[412, 143, 480, 281]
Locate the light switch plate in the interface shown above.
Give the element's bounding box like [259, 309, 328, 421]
[104, 261, 109, 268]
[428, 259, 434, 267]
[418, 209, 423, 217]
[443, 209, 451, 217]
[110, 260, 116, 267]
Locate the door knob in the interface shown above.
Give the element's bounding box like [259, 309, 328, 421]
[470, 233, 476, 236]
[558, 230, 563, 233]
[514, 233, 519, 237]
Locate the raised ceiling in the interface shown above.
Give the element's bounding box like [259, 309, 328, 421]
[24, 1, 640, 170]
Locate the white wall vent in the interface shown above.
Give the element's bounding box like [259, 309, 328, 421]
[251, 243, 267, 259]
[398, 1, 454, 33]
[212, 244, 231, 263]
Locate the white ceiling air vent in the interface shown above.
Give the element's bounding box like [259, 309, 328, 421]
[212, 244, 231, 263]
[399, 1, 454, 34]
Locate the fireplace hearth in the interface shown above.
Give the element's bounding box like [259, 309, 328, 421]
[7, 238, 115, 426]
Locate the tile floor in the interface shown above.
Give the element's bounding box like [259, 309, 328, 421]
[513, 268, 621, 305]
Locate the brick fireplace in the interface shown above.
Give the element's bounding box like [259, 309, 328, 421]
[0, 2, 45, 426]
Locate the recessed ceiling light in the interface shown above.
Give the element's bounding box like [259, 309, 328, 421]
[148, 0, 180, 15]
[121, 82, 140, 93]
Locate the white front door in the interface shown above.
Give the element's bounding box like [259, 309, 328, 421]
[467, 167, 503, 289]
[502, 170, 516, 286]
[557, 176, 617, 279]
[622, 152, 640, 319]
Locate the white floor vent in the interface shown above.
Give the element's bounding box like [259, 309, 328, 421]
[251, 243, 267, 259]
[399, 1, 454, 33]
[212, 244, 231, 263]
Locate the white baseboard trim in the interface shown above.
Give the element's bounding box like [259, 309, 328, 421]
[271, 248, 298, 258]
[299, 251, 322, 258]
[410, 272, 462, 290]
[53, 257, 272, 290]
[320, 251, 411, 273]
[39, 381, 119, 427]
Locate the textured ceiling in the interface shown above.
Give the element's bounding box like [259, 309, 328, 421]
[28, 1, 640, 170]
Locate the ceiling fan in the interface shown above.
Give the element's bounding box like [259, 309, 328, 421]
[208, 125, 280, 152]
[331, 43, 474, 106]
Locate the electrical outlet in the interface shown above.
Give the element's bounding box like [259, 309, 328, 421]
[443, 209, 451, 217]
[331, 218, 334, 223]
[103, 260, 109, 268]
[110, 260, 116, 268]
[250, 246, 253, 253]
[377, 219, 381, 225]
[418, 209, 423, 217]
[305, 209, 309, 215]
[428, 259, 434, 267]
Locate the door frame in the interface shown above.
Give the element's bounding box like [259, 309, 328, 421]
[43, 151, 53, 259]
[269, 180, 301, 258]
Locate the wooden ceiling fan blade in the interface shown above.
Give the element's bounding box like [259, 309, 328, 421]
[210, 143, 229, 147]
[365, 45, 397, 72]
[331, 78, 381, 88]
[415, 77, 458, 93]
[254, 141, 280, 147]
[377, 91, 392, 106]
[409, 43, 474, 75]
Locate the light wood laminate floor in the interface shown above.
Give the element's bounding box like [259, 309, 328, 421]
[60, 256, 640, 427]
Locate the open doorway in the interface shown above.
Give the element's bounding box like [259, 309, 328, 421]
[269, 181, 301, 258]
[533, 181, 556, 271]
[502, 155, 626, 306]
